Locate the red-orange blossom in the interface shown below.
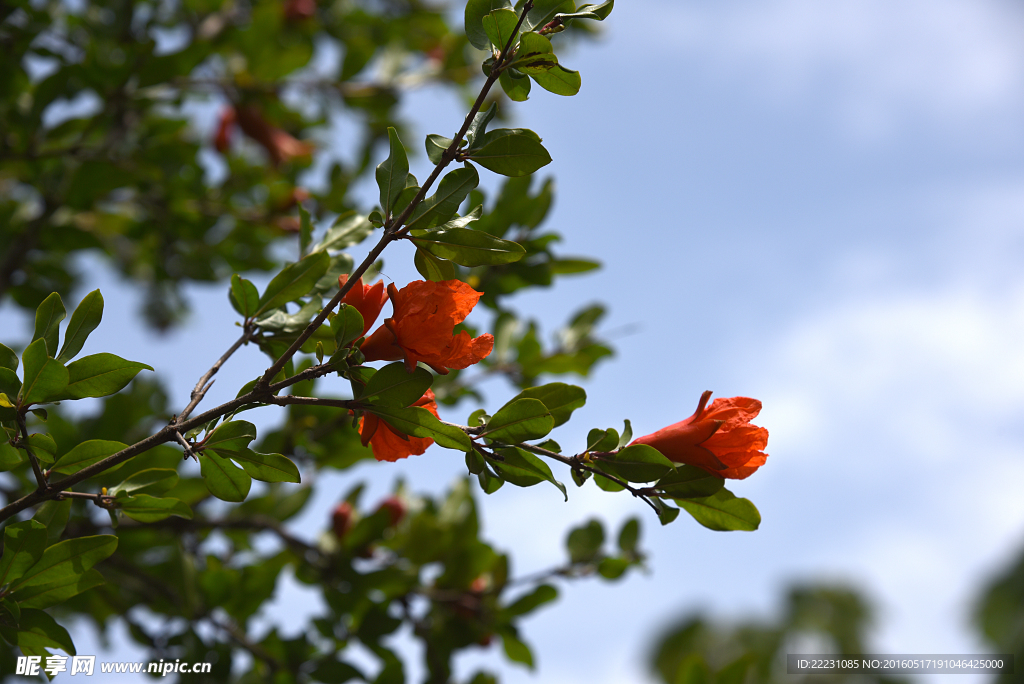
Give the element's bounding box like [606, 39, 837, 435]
[631, 391, 768, 479]
[360, 390, 440, 462]
[360, 280, 493, 374]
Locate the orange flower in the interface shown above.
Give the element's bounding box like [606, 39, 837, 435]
[230, 105, 314, 166]
[213, 107, 236, 153]
[284, 0, 316, 21]
[360, 280, 493, 374]
[631, 391, 768, 480]
[338, 274, 388, 338]
[360, 390, 439, 462]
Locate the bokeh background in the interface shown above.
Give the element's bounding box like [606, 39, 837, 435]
[4, 0, 1024, 681]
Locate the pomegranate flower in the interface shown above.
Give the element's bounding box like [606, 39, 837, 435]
[360, 390, 439, 462]
[215, 105, 314, 166]
[630, 391, 768, 480]
[360, 280, 493, 374]
[338, 274, 388, 339]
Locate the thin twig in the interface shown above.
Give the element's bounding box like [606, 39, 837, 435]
[176, 325, 254, 425]
[0, 1, 550, 523]
[264, 396, 359, 410]
[15, 413, 47, 492]
[173, 430, 199, 462]
[515, 442, 660, 514]
[253, 5, 534, 392]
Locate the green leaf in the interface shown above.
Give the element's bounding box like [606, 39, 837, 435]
[255, 297, 322, 333]
[551, 258, 601, 275]
[510, 32, 557, 73]
[32, 292, 66, 357]
[498, 626, 534, 669]
[58, 353, 152, 400]
[468, 128, 552, 177]
[414, 246, 458, 282]
[0, 441, 24, 471]
[618, 419, 633, 448]
[107, 468, 179, 497]
[509, 383, 585, 427]
[504, 584, 557, 617]
[33, 499, 71, 543]
[361, 363, 433, 408]
[222, 449, 301, 484]
[376, 127, 410, 214]
[405, 166, 480, 232]
[11, 535, 118, 591]
[566, 519, 604, 563]
[0, 343, 17, 372]
[482, 8, 519, 49]
[200, 451, 252, 502]
[255, 250, 330, 317]
[481, 398, 553, 442]
[570, 467, 590, 487]
[617, 517, 640, 553]
[593, 472, 625, 492]
[57, 289, 103, 363]
[364, 406, 472, 452]
[655, 465, 725, 499]
[499, 69, 532, 101]
[677, 489, 761, 532]
[316, 212, 374, 252]
[478, 466, 505, 494]
[10, 608, 76, 656]
[465, 103, 497, 149]
[332, 304, 365, 348]
[425, 134, 454, 165]
[652, 497, 680, 526]
[0, 598, 17, 630]
[597, 556, 630, 580]
[531, 64, 581, 96]
[49, 439, 127, 475]
[204, 420, 257, 452]
[0, 367, 22, 411]
[600, 444, 675, 483]
[299, 204, 313, 255]
[0, 520, 48, 588]
[557, 0, 614, 22]
[314, 254, 356, 295]
[411, 228, 526, 267]
[12, 568, 105, 610]
[117, 494, 194, 523]
[19, 339, 69, 406]
[522, 0, 574, 31]
[230, 275, 260, 318]
[436, 204, 483, 231]
[586, 427, 619, 452]
[27, 433, 57, 464]
[465, 0, 513, 49]
[491, 448, 566, 500]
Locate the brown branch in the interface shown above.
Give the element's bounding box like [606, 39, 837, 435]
[175, 325, 255, 425]
[515, 442, 661, 514]
[118, 515, 321, 559]
[15, 413, 48, 492]
[0, 1, 545, 523]
[264, 396, 359, 410]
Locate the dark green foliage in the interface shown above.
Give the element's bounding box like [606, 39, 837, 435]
[649, 585, 907, 684]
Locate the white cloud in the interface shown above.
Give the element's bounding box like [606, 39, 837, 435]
[638, 0, 1024, 140]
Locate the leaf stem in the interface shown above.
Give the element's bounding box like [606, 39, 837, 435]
[15, 412, 47, 493]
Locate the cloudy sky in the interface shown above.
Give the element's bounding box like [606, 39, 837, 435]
[6, 0, 1024, 682]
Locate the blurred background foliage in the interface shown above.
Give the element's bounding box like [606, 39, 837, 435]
[3, 0, 1023, 682]
[0, 0, 625, 680]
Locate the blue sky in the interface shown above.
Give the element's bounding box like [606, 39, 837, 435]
[5, 0, 1024, 682]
